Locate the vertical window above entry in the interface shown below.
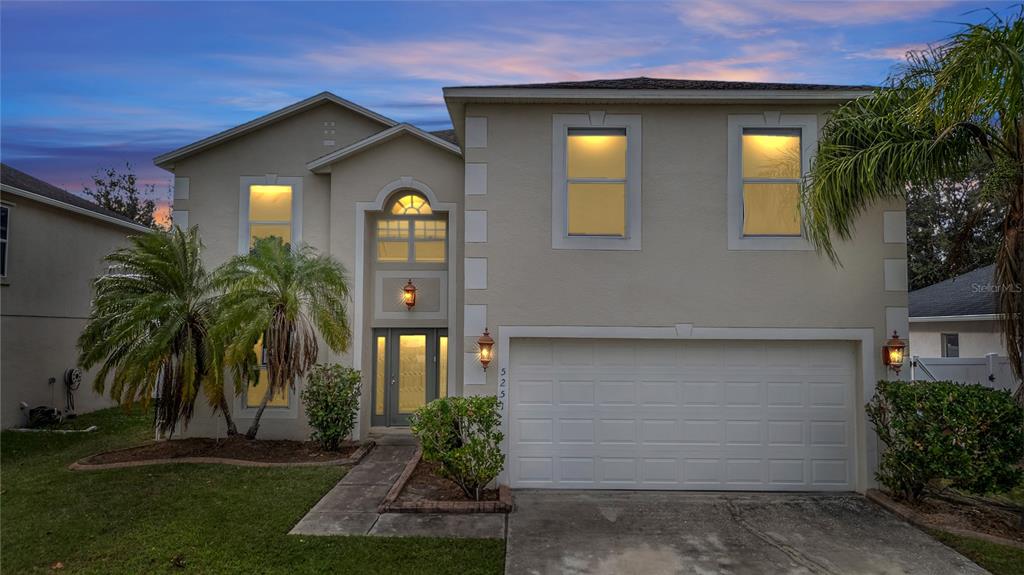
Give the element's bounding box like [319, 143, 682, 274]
[727, 114, 816, 251]
[552, 114, 642, 251]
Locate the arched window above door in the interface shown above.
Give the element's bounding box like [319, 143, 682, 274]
[390, 193, 433, 216]
[377, 192, 446, 264]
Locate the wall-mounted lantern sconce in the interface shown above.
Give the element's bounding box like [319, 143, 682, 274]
[477, 328, 494, 370]
[882, 330, 907, 375]
[402, 279, 417, 310]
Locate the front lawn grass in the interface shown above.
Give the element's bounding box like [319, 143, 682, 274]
[1, 407, 505, 574]
[929, 530, 1024, 575]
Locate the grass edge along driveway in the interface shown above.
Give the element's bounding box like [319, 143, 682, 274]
[0, 407, 504, 574]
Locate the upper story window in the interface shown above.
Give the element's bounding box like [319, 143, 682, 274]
[727, 114, 817, 251]
[567, 129, 627, 237]
[0, 204, 9, 277]
[377, 192, 446, 264]
[552, 114, 642, 251]
[741, 129, 801, 237]
[248, 184, 292, 247]
[238, 176, 302, 256]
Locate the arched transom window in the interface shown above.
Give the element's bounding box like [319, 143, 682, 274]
[377, 192, 446, 263]
[390, 194, 433, 216]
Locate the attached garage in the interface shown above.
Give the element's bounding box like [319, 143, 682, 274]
[506, 338, 858, 491]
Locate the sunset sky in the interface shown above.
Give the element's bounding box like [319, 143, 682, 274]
[1, 1, 1017, 212]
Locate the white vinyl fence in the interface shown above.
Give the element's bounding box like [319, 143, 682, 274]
[911, 353, 1020, 393]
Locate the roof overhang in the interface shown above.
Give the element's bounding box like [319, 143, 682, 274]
[1, 183, 153, 233]
[442, 86, 873, 150]
[154, 92, 397, 170]
[307, 123, 462, 174]
[910, 314, 1003, 323]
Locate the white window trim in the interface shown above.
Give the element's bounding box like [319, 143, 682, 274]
[552, 113, 642, 251]
[235, 175, 303, 419]
[238, 175, 304, 256]
[0, 203, 10, 278]
[727, 113, 817, 251]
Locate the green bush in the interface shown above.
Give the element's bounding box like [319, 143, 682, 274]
[409, 396, 504, 501]
[300, 364, 361, 451]
[867, 380, 1024, 502]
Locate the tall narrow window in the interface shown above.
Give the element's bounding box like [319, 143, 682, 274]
[248, 185, 292, 247]
[0, 205, 9, 277]
[376, 192, 446, 263]
[246, 338, 288, 408]
[375, 336, 387, 416]
[566, 128, 627, 237]
[438, 335, 448, 398]
[741, 129, 802, 236]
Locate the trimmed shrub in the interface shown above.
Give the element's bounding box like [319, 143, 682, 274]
[867, 380, 1024, 502]
[410, 396, 504, 501]
[300, 364, 361, 451]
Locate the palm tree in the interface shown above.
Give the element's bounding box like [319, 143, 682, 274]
[79, 226, 237, 435]
[803, 10, 1023, 399]
[214, 236, 351, 439]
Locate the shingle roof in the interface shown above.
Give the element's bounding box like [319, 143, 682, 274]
[430, 128, 458, 144]
[448, 77, 875, 91]
[1, 163, 141, 226]
[909, 264, 999, 317]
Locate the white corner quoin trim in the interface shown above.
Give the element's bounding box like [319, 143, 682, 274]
[493, 324, 878, 492]
[551, 112, 642, 251]
[727, 112, 817, 251]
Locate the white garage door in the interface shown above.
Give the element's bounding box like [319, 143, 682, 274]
[508, 339, 856, 491]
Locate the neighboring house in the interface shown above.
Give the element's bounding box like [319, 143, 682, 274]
[0, 164, 151, 428]
[155, 78, 908, 493]
[909, 264, 1005, 358]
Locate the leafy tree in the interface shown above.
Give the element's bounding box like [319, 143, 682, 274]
[803, 10, 1023, 397]
[79, 227, 237, 436]
[907, 165, 1002, 290]
[84, 163, 161, 229]
[213, 237, 351, 439]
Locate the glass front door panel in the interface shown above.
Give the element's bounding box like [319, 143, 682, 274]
[397, 334, 427, 413]
[438, 336, 448, 398]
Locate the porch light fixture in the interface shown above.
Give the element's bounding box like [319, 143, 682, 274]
[882, 330, 907, 375]
[402, 279, 417, 310]
[477, 328, 494, 370]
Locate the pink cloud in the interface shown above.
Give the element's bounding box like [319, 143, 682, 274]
[675, 0, 952, 38]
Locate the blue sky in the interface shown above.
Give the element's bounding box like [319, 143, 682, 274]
[1, 1, 1017, 213]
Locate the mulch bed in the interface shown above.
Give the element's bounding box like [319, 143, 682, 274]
[71, 437, 372, 469]
[400, 460, 501, 502]
[867, 489, 1024, 549]
[378, 449, 512, 513]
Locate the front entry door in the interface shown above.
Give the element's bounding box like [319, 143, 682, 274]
[371, 328, 448, 426]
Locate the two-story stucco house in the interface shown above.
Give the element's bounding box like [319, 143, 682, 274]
[155, 78, 909, 493]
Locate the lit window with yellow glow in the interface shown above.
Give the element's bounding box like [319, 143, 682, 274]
[741, 129, 802, 237]
[246, 338, 288, 408]
[566, 128, 627, 237]
[376, 193, 446, 263]
[249, 185, 292, 247]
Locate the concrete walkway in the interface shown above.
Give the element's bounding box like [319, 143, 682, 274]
[289, 444, 505, 539]
[507, 491, 987, 575]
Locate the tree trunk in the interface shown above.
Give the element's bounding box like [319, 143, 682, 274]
[244, 381, 276, 439]
[218, 392, 238, 436]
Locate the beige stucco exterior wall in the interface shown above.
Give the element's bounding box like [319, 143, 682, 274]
[460, 102, 907, 490]
[0, 196, 134, 427]
[166, 106, 463, 439]
[327, 134, 464, 438]
[166, 103, 390, 439]
[910, 320, 1006, 357]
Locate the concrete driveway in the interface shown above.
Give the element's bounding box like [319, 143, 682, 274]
[506, 491, 985, 575]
